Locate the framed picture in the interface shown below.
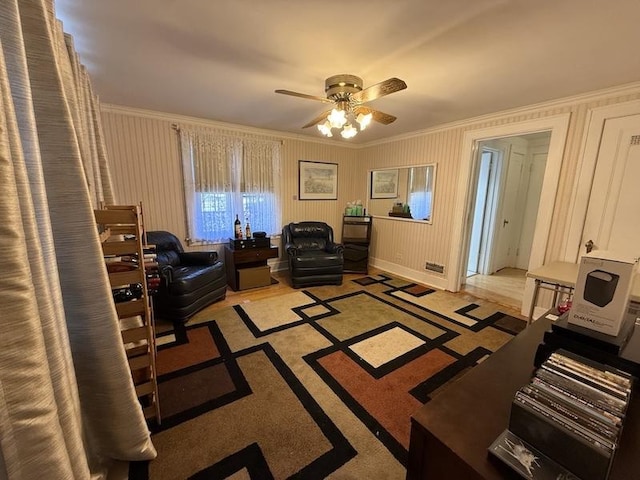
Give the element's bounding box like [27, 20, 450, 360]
[370, 169, 399, 199]
[298, 160, 338, 200]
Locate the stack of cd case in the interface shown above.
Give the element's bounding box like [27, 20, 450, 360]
[535, 310, 640, 378]
[490, 349, 633, 480]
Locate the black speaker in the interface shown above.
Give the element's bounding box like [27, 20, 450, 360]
[583, 270, 619, 307]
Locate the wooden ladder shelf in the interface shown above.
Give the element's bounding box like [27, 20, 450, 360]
[94, 203, 161, 424]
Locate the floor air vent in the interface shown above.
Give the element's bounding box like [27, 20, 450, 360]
[425, 262, 445, 274]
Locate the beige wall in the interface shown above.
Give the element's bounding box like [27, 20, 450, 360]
[100, 83, 640, 283]
[100, 107, 362, 266]
[360, 85, 640, 288]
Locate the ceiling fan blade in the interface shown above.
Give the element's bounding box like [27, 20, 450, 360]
[354, 106, 397, 125]
[351, 77, 407, 104]
[275, 89, 333, 104]
[302, 110, 332, 129]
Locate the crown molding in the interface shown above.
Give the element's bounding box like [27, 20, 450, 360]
[99, 103, 361, 150]
[360, 80, 640, 148]
[101, 80, 640, 151]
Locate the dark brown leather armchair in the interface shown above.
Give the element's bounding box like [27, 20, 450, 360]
[146, 231, 226, 323]
[282, 222, 344, 288]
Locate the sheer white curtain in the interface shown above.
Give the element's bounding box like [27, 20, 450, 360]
[242, 138, 282, 236]
[180, 128, 281, 243]
[0, 1, 156, 479]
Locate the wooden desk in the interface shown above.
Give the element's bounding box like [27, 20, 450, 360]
[407, 317, 640, 480]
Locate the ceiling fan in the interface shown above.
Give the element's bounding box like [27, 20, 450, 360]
[275, 74, 407, 138]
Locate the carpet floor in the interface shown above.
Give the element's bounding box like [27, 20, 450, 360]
[132, 274, 526, 479]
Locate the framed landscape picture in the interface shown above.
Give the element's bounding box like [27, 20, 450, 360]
[299, 160, 338, 200]
[370, 169, 399, 199]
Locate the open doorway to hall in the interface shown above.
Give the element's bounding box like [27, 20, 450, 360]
[465, 268, 526, 311]
[462, 131, 551, 310]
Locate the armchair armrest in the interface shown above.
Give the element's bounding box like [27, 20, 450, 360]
[179, 251, 219, 266]
[284, 242, 299, 256]
[326, 242, 344, 254]
[158, 264, 174, 286]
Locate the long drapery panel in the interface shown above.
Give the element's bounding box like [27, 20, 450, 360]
[0, 0, 155, 478]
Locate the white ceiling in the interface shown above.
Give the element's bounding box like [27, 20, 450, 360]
[56, 0, 640, 144]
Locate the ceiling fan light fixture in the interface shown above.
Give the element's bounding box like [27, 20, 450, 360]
[275, 74, 406, 140]
[356, 112, 373, 130]
[341, 123, 358, 139]
[327, 108, 347, 129]
[318, 121, 333, 137]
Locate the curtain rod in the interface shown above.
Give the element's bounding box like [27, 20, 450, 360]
[171, 122, 284, 144]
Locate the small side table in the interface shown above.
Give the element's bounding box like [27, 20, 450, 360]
[526, 261, 640, 326]
[526, 261, 579, 325]
[224, 244, 279, 291]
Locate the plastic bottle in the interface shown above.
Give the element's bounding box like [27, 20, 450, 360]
[345, 202, 352, 216]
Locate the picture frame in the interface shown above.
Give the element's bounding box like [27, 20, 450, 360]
[298, 160, 338, 200]
[370, 169, 399, 199]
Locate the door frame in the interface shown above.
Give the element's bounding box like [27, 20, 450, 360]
[469, 145, 504, 276]
[563, 100, 640, 262]
[447, 114, 571, 316]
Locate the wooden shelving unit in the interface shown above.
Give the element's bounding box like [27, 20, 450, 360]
[94, 204, 160, 424]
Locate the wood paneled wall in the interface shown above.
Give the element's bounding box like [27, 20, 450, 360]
[101, 84, 640, 284]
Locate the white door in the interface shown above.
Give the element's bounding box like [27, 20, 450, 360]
[581, 113, 640, 258]
[493, 150, 525, 271]
[467, 151, 493, 274]
[516, 150, 548, 269]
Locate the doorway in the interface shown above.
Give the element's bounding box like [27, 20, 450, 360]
[447, 114, 571, 317]
[463, 131, 552, 310]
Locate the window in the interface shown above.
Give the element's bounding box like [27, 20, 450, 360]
[180, 130, 281, 243]
[408, 165, 434, 221]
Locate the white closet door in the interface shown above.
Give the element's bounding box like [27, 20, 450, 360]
[581, 113, 640, 259]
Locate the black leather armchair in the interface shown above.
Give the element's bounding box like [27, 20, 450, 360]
[282, 222, 344, 288]
[146, 231, 227, 323]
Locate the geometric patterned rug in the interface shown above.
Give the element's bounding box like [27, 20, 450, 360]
[131, 274, 525, 479]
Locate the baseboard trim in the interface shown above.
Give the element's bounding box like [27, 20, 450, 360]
[369, 258, 448, 290]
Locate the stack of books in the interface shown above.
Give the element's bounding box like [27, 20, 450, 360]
[490, 350, 633, 480]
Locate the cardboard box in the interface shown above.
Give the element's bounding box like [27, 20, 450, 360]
[237, 265, 271, 290]
[568, 251, 638, 336]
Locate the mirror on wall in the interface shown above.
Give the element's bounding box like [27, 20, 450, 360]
[367, 164, 436, 223]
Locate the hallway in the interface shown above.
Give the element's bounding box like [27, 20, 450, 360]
[463, 268, 526, 313]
